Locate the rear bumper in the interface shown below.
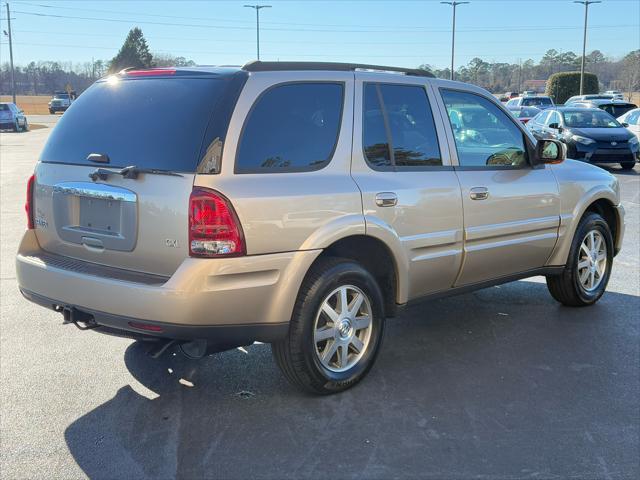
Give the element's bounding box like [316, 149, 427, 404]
[16, 230, 321, 342]
[20, 289, 288, 344]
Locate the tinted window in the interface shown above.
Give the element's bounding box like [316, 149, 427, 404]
[0, 104, 9, 111]
[236, 83, 343, 172]
[601, 104, 636, 118]
[41, 74, 246, 172]
[362, 83, 441, 168]
[441, 89, 527, 168]
[362, 84, 391, 167]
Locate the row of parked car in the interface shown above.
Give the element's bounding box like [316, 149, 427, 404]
[502, 93, 639, 170]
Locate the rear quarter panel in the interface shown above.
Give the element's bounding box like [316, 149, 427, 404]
[194, 71, 364, 255]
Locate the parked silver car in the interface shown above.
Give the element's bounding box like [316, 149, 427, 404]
[16, 63, 625, 394]
[0, 102, 28, 132]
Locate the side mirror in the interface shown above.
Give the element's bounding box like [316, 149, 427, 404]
[548, 122, 559, 130]
[622, 122, 629, 127]
[535, 139, 565, 165]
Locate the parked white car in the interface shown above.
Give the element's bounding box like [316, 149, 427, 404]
[618, 107, 640, 141]
[605, 90, 624, 101]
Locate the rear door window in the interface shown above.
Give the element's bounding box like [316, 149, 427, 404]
[40, 74, 246, 172]
[362, 83, 442, 169]
[235, 82, 344, 173]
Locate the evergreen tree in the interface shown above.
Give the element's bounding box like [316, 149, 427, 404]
[109, 27, 154, 73]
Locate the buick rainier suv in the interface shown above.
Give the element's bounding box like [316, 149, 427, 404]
[17, 62, 625, 394]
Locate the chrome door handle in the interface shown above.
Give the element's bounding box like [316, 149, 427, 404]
[469, 187, 489, 200]
[375, 192, 398, 207]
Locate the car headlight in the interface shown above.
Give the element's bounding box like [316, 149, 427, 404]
[629, 136, 639, 147]
[571, 135, 596, 145]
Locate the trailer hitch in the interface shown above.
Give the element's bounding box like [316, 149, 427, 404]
[57, 305, 99, 331]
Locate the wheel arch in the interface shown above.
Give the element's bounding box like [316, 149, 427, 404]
[547, 187, 621, 266]
[307, 233, 406, 318]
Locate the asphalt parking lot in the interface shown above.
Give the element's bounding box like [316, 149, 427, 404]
[1, 116, 639, 479]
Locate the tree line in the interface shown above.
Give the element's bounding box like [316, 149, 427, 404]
[1, 26, 638, 96]
[419, 49, 639, 94]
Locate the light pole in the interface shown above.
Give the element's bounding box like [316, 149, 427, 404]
[574, 0, 601, 95]
[4, 2, 16, 103]
[244, 4, 271, 61]
[441, 1, 469, 81]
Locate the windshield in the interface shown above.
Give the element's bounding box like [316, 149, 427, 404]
[562, 110, 621, 128]
[54, 93, 69, 99]
[522, 97, 552, 107]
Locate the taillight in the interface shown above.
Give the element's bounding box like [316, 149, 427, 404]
[189, 187, 245, 257]
[521, 118, 530, 124]
[25, 174, 35, 229]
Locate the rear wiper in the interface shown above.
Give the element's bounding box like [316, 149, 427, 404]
[89, 165, 183, 181]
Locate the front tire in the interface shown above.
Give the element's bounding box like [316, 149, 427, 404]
[546, 212, 613, 306]
[620, 161, 636, 170]
[272, 257, 385, 394]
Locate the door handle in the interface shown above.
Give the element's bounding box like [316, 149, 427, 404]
[469, 187, 489, 200]
[375, 192, 398, 207]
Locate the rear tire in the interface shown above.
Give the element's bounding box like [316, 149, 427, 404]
[12, 121, 19, 132]
[272, 257, 385, 394]
[546, 212, 613, 307]
[620, 161, 636, 170]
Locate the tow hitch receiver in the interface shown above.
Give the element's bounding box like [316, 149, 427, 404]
[57, 305, 99, 330]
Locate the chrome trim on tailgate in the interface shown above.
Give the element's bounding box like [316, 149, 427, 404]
[53, 182, 137, 203]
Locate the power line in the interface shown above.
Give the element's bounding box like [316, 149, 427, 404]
[10, 9, 638, 34]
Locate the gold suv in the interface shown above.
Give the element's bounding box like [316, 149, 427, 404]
[16, 62, 625, 394]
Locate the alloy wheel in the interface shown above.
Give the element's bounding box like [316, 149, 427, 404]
[313, 285, 373, 373]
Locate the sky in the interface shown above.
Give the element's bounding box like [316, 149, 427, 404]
[0, 0, 638, 70]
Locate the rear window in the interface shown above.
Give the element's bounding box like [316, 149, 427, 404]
[601, 104, 636, 118]
[0, 104, 9, 111]
[41, 74, 246, 172]
[522, 97, 552, 107]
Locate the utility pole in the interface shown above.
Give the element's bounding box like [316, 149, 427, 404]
[574, 0, 601, 95]
[5, 2, 16, 103]
[441, 1, 469, 81]
[517, 59, 522, 93]
[244, 4, 271, 61]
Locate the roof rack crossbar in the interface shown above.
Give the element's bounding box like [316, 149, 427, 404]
[242, 61, 434, 78]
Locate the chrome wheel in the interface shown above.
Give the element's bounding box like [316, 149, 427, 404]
[313, 285, 373, 373]
[578, 230, 607, 292]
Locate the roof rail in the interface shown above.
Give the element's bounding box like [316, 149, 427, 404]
[242, 60, 434, 78]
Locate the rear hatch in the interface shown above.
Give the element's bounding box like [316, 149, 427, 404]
[0, 104, 12, 122]
[33, 68, 247, 277]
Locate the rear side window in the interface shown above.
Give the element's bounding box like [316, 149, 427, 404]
[235, 82, 344, 173]
[362, 83, 442, 169]
[40, 74, 246, 172]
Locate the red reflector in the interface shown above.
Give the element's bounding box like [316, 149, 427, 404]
[126, 68, 176, 77]
[520, 118, 530, 124]
[25, 174, 35, 229]
[128, 321, 164, 332]
[189, 187, 245, 257]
